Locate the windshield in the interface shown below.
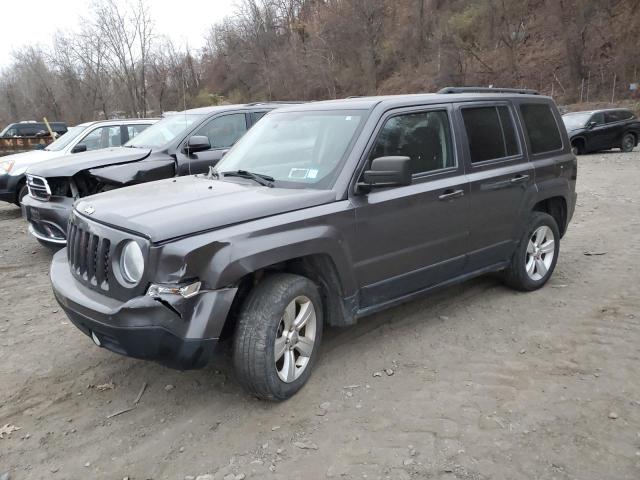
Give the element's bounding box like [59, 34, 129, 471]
[45, 125, 86, 151]
[125, 114, 204, 149]
[562, 113, 591, 130]
[215, 110, 366, 189]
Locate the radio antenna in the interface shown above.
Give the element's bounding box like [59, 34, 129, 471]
[182, 60, 190, 176]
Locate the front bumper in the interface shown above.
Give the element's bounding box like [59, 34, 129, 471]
[22, 194, 73, 244]
[51, 250, 238, 369]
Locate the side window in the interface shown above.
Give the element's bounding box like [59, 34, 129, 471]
[79, 126, 121, 150]
[369, 110, 455, 175]
[6, 128, 17, 136]
[591, 112, 605, 125]
[195, 113, 247, 149]
[605, 110, 628, 123]
[461, 105, 520, 163]
[127, 124, 149, 140]
[520, 103, 563, 154]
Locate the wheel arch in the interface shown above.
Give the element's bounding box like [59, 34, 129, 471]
[532, 195, 568, 237]
[219, 252, 355, 340]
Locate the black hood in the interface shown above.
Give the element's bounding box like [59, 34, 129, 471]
[75, 175, 337, 242]
[26, 147, 152, 178]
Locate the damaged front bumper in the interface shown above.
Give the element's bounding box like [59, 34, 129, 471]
[50, 249, 237, 369]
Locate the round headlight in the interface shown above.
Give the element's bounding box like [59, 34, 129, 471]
[121, 241, 144, 284]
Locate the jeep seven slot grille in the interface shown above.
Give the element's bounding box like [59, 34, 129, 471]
[67, 222, 111, 290]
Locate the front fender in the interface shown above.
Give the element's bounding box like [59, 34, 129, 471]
[152, 202, 358, 297]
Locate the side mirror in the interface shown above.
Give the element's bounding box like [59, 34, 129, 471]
[71, 144, 87, 154]
[186, 135, 211, 153]
[587, 121, 597, 129]
[359, 156, 412, 190]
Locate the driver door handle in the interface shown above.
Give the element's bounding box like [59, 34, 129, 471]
[510, 174, 530, 184]
[438, 189, 465, 201]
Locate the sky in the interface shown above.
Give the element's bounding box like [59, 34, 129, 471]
[0, 0, 238, 68]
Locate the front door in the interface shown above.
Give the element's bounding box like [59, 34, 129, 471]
[586, 112, 617, 151]
[351, 105, 469, 307]
[176, 113, 249, 175]
[456, 102, 534, 270]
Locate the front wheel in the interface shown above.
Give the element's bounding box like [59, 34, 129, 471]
[503, 212, 560, 291]
[16, 183, 28, 206]
[621, 133, 635, 153]
[233, 273, 323, 401]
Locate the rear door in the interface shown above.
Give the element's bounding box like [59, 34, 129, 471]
[456, 101, 534, 270]
[352, 104, 469, 306]
[176, 112, 249, 174]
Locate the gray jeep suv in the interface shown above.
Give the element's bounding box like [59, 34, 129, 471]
[50, 88, 577, 400]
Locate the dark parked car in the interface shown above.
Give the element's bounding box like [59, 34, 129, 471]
[22, 103, 293, 247]
[562, 108, 640, 155]
[0, 119, 156, 207]
[0, 121, 68, 138]
[51, 88, 576, 400]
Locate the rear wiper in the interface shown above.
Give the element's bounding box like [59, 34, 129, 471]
[220, 170, 275, 187]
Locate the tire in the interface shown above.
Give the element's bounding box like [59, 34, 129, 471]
[621, 133, 635, 153]
[571, 140, 585, 156]
[503, 212, 560, 292]
[233, 273, 323, 401]
[15, 183, 28, 206]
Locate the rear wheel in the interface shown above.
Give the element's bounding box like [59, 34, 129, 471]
[621, 133, 635, 153]
[503, 212, 560, 291]
[233, 273, 323, 401]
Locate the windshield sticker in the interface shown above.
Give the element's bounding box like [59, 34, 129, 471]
[289, 168, 310, 180]
[307, 169, 318, 179]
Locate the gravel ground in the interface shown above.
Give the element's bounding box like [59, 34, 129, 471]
[1, 151, 639, 480]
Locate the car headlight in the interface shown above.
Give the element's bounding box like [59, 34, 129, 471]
[0, 159, 14, 174]
[120, 241, 144, 284]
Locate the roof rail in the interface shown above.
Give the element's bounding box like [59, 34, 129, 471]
[438, 86, 539, 95]
[244, 101, 302, 106]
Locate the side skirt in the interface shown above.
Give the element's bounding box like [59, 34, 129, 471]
[352, 261, 509, 321]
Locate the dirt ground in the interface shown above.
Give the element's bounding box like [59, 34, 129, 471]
[1, 151, 639, 480]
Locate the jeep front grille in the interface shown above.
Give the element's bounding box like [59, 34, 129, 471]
[67, 222, 111, 291]
[27, 174, 51, 200]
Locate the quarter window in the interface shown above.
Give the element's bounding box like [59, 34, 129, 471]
[127, 124, 149, 140]
[195, 113, 247, 149]
[520, 103, 563, 154]
[461, 106, 520, 163]
[369, 110, 455, 175]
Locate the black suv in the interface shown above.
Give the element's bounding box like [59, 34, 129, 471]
[22, 103, 295, 246]
[562, 108, 640, 155]
[0, 121, 68, 138]
[50, 88, 577, 400]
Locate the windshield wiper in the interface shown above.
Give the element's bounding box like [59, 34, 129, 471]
[220, 170, 275, 187]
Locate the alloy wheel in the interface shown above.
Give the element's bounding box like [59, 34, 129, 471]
[525, 225, 555, 281]
[274, 295, 317, 383]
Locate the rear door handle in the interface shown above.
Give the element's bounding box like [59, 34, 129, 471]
[510, 174, 530, 184]
[438, 189, 465, 201]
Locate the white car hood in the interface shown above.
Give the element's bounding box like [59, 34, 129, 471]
[7, 149, 65, 175]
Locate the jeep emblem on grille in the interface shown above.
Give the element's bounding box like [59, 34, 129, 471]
[84, 206, 95, 215]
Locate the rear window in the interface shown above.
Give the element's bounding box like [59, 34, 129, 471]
[461, 105, 520, 163]
[520, 103, 563, 154]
